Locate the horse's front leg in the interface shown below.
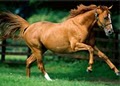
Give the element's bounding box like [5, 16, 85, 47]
[74, 43, 94, 72]
[93, 46, 120, 76]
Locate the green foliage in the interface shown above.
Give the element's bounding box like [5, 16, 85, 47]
[27, 8, 68, 23]
[112, 14, 120, 30]
[0, 60, 119, 86]
[28, 0, 44, 9]
[29, 0, 40, 4]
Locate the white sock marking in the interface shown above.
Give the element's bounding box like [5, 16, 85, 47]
[44, 72, 52, 81]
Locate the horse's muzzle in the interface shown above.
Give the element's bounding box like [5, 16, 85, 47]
[104, 28, 114, 36]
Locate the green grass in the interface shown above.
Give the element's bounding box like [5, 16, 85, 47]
[3, 55, 27, 61]
[0, 60, 120, 86]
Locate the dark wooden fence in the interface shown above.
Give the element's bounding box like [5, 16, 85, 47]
[0, 29, 120, 64]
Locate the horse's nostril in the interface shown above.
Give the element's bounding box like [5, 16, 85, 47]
[108, 30, 113, 34]
[108, 31, 111, 34]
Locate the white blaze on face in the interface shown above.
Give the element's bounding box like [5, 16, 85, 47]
[104, 13, 114, 36]
[108, 14, 113, 29]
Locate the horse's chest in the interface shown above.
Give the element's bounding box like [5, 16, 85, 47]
[71, 28, 89, 43]
[73, 32, 88, 43]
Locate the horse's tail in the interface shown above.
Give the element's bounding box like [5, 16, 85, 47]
[0, 12, 30, 40]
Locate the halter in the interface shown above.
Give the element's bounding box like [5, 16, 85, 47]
[95, 10, 112, 29]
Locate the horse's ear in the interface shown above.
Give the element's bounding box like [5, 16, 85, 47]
[108, 5, 113, 9]
[97, 5, 101, 9]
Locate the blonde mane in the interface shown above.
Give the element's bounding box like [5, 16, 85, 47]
[68, 4, 97, 19]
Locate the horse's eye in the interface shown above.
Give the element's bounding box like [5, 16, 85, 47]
[104, 16, 108, 20]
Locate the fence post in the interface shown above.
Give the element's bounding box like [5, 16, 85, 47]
[1, 40, 6, 62]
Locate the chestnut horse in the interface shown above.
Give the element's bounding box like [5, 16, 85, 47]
[0, 4, 119, 81]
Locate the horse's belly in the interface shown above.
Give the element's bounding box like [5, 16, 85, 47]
[40, 25, 76, 53]
[43, 41, 71, 53]
[49, 45, 70, 53]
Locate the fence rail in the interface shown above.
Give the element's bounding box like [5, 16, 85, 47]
[0, 29, 120, 64]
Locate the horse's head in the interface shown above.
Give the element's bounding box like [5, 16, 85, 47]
[96, 5, 114, 36]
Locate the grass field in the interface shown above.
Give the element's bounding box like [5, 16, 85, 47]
[0, 59, 120, 86]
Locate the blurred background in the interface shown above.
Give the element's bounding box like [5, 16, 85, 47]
[0, 0, 120, 86]
[0, 0, 119, 64]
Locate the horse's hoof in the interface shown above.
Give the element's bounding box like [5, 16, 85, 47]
[86, 69, 92, 73]
[116, 72, 120, 76]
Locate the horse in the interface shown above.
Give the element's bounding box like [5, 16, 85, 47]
[0, 4, 119, 81]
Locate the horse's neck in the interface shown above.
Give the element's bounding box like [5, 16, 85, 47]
[74, 10, 96, 30]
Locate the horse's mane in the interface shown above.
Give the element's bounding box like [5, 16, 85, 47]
[68, 4, 97, 19]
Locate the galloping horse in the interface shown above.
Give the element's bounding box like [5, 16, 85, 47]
[0, 4, 119, 81]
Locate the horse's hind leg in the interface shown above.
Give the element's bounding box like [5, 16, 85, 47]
[26, 54, 36, 77]
[94, 46, 120, 76]
[32, 48, 52, 81]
